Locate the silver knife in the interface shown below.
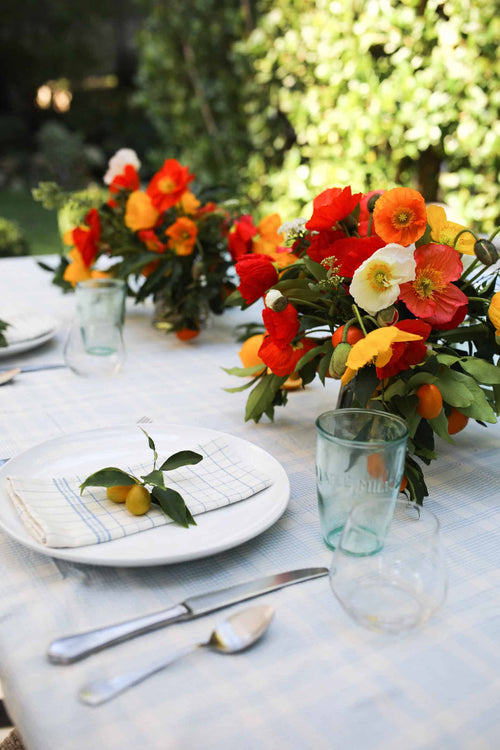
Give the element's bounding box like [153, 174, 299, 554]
[47, 566, 328, 664]
[0, 364, 67, 373]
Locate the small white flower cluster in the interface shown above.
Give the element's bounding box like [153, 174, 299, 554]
[104, 148, 141, 185]
[278, 218, 307, 239]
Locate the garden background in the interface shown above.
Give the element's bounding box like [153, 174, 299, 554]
[0, 0, 498, 256]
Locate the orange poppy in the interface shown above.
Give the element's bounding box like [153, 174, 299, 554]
[165, 217, 198, 256]
[373, 187, 427, 246]
[146, 159, 194, 213]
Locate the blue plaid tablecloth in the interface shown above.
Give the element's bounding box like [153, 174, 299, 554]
[0, 257, 498, 750]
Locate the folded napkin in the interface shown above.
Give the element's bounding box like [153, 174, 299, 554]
[6, 437, 272, 548]
[0, 310, 57, 345]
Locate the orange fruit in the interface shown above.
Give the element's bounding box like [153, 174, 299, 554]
[366, 452, 388, 482]
[416, 383, 443, 420]
[331, 325, 364, 348]
[447, 408, 469, 435]
[239, 334, 266, 373]
[176, 326, 200, 341]
[399, 475, 408, 492]
[125, 485, 151, 516]
[106, 485, 133, 503]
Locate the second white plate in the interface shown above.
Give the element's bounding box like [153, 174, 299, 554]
[0, 425, 290, 567]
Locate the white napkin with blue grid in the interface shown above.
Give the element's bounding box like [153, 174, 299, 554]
[6, 437, 272, 548]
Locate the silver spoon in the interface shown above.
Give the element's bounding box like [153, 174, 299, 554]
[0, 368, 20, 386]
[79, 604, 274, 706]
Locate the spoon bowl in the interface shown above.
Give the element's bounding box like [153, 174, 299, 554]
[79, 604, 274, 706]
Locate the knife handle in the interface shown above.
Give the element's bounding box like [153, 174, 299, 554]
[47, 603, 190, 664]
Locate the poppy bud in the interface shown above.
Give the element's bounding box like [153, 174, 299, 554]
[264, 289, 288, 312]
[376, 305, 398, 327]
[342, 214, 358, 233]
[329, 342, 351, 379]
[474, 239, 498, 266]
[191, 260, 204, 280]
[367, 193, 382, 213]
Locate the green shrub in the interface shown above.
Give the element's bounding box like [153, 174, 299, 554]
[136, 0, 499, 230]
[0, 217, 30, 256]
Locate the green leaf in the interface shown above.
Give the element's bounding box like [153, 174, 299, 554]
[159, 450, 203, 471]
[302, 255, 328, 281]
[458, 389, 498, 423]
[316, 341, 334, 384]
[140, 469, 166, 488]
[151, 486, 196, 528]
[436, 353, 460, 367]
[407, 371, 436, 390]
[428, 410, 454, 444]
[459, 357, 500, 384]
[382, 379, 407, 400]
[79, 468, 137, 494]
[404, 455, 429, 505]
[245, 373, 287, 423]
[434, 369, 474, 407]
[140, 427, 156, 452]
[352, 366, 379, 407]
[222, 364, 265, 377]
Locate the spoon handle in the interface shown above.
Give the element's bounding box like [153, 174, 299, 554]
[79, 643, 198, 706]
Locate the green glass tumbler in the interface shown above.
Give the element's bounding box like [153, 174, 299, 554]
[315, 408, 409, 551]
[64, 279, 126, 376]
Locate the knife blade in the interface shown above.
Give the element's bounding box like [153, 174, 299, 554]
[0, 363, 67, 373]
[47, 566, 328, 664]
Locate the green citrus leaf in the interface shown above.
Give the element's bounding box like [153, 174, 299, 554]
[459, 357, 500, 384]
[222, 364, 265, 376]
[79, 468, 137, 494]
[434, 369, 474, 407]
[244, 373, 287, 423]
[159, 451, 203, 471]
[140, 469, 165, 487]
[151, 486, 196, 527]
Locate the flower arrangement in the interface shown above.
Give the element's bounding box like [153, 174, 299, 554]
[227, 185, 500, 502]
[34, 149, 250, 338]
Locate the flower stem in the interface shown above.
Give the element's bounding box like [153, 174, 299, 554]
[352, 304, 368, 336]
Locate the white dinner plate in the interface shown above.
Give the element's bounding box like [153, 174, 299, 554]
[0, 327, 58, 358]
[0, 425, 290, 567]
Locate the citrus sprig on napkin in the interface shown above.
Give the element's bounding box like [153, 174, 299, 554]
[0, 319, 9, 348]
[79, 428, 203, 528]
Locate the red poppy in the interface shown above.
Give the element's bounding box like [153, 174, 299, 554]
[72, 208, 101, 267]
[305, 187, 362, 231]
[138, 229, 166, 253]
[235, 254, 279, 304]
[376, 319, 431, 379]
[358, 190, 385, 236]
[146, 159, 194, 212]
[259, 336, 317, 377]
[228, 215, 258, 260]
[331, 236, 386, 277]
[109, 164, 140, 195]
[398, 244, 468, 329]
[306, 229, 345, 264]
[262, 304, 299, 348]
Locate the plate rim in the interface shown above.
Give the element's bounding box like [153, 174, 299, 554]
[0, 327, 59, 358]
[0, 423, 290, 567]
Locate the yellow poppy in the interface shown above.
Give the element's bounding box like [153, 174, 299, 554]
[179, 191, 201, 216]
[253, 213, 297, 269]
[488, 291, 500, 334]
[125, 191, 159, 232]
[341, 326, 423, 385]
[426, 205, 475, 256]
[63, 249, 108, 286]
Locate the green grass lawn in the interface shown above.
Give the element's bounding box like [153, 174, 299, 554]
[0, 189, 63, 256]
